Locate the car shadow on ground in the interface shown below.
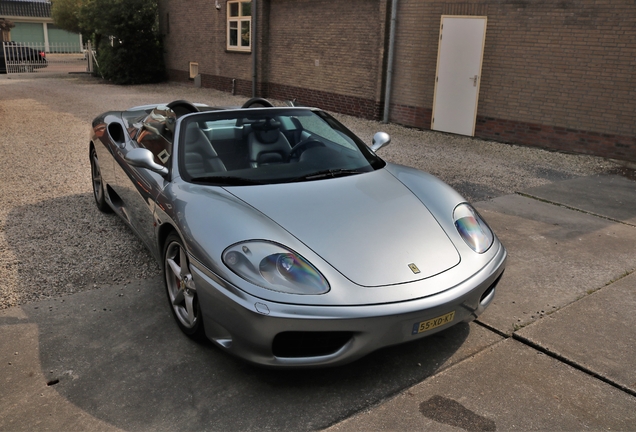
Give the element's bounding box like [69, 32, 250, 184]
[5, 193, 497, 430]
[22, 279, 483, 431]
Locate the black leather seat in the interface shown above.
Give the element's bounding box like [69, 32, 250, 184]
[248, 118, 292, 168]
[183, 123, 226, 176]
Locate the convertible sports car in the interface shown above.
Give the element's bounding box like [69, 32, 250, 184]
[90, 97, 506, 367]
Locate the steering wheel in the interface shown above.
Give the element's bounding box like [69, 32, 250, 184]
[242, 97, 274, 108]
[167, 100, 199, 117]
[288, 139, 325, 162]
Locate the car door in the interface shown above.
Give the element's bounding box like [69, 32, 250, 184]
[111, 125, 170, 258]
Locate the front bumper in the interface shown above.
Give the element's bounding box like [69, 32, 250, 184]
[190, 243, 506, 368]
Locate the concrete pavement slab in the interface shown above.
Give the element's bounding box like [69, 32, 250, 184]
[517, 271, 636, 394]
[0, 308, 121, 432]
[0, 276, 501, 431]
[521, 174, 636, 225]
[475, 194, 636, 334]
[325, 338, 636, 431]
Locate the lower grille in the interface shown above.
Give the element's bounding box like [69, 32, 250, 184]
[272, 331, 353, 358]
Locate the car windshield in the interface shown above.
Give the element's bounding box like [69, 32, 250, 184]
[177, 108, 385, 185]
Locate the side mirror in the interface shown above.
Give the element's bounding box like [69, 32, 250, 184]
[370, 132, 391, 152]
[125, 148, 169, 176]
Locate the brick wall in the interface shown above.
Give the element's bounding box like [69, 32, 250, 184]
[160, 0, 388, 116]
[481, 0, 635, 138]
[389, 0, 636, 161]
[388, 1, 440, 115]
[161, 0, 636, 162]
[159, 0, 254, 87]
[267, 82, 382, 119]
[262, 0, 389, 118]
[475, 116, 636, 161]
[264, 0, 388, 103]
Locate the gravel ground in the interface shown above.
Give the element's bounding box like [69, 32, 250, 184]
[0, 74, 623, 309]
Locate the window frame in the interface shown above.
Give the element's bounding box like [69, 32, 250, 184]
[227, 1, 252, 52]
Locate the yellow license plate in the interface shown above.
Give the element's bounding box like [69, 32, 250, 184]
[412, 311, 456, 335]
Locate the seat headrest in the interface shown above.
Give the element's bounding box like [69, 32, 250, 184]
[251, 118, 281, 131]
[185, 124, 205, 144]
[250, 118, 283, 144]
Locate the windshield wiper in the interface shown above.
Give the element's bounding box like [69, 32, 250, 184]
[190, 176, 265, 186]
[291, 168, 364, 182]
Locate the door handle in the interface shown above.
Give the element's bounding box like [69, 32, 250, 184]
[469, 75, 479, 86]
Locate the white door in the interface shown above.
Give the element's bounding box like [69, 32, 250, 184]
[431, 16, 487, 137]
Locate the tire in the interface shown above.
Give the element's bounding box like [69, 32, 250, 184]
[163, 232, 205, 339]
[90, 147, 112, 213]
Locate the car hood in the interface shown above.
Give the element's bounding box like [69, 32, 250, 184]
[225, 169, 460, 287]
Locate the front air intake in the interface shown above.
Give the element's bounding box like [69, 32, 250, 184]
[272, 332, 353, 358]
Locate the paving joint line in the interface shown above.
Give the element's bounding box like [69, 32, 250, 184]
[321, 335, 507, 431]
[515, 192, 636, 228]
[476, 318, 636, 398]
[512, 333, 636, 397]
[474, 319, 510, 338]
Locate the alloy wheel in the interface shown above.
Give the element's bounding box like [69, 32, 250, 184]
[165, 240, 199, 330]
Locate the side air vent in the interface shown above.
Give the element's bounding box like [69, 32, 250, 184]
[107, 123, 125, 146]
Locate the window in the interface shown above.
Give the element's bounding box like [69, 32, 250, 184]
[227, 1, 251, 51]
[178, 109, 384, 185]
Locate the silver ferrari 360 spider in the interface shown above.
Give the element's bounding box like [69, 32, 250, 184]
[89, 97, 506, 367]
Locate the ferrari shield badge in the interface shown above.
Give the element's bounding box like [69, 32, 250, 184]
[408, 263, 421, 274]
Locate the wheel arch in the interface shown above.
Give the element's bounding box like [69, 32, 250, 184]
[157, 222, 179, 266]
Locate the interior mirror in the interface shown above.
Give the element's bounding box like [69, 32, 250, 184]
[371, 132, 391, 152]
[125, 148, 169, 176]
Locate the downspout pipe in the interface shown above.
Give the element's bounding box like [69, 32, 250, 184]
[383, 0, 398, 123]
[252, 0, 257, 98]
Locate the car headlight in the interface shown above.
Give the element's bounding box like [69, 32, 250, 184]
[453, 203, 494, 253]
[222, 241, 330, 295]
